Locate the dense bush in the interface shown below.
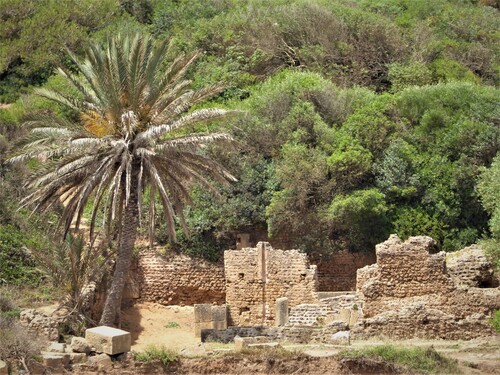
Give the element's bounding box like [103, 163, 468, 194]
[0, 0, 499, 263]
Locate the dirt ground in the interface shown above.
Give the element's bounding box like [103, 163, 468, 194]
[119, 302, 500, 374]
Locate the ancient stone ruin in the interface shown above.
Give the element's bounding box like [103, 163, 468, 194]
[224, 241, 318, 326]
[198, 237, 499, 343]
[355, 235, 500, 339]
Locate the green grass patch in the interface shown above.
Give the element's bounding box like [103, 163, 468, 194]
[164, 321, 180, 328]
[490, 310, 500, 333]
[338, 345, 460, 374]
[134, 345, 178, 365]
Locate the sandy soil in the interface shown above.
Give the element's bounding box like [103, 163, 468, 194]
[121, 302, 201, 353]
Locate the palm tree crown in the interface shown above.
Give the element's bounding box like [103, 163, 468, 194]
[10, 34, 237, 326]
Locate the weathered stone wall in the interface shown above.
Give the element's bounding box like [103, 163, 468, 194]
[224, 242, 318, 326]
[354, 235, 500, 340]
[310, 252, 376, 291]
[135, 248, 226, 305]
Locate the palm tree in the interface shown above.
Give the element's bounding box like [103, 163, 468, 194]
[9, 34, 237, 326]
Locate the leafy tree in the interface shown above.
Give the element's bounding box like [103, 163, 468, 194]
[477, 154, 500, 270]
[9, 34, 237, 326]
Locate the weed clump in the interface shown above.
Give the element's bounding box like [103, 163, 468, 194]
[134, 345, 178, 365]
[338, 344, 460, 374]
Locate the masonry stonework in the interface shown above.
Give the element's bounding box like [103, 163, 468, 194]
[354, 235, 500, 340]
[224, 242, 318, 326]
[310, 252, 376, 291]
[135, 248, 225, 305]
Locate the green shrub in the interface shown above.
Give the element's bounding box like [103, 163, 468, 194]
[490, 310, 500, 332]
[134, 345, 178, 365]
[339, 345, 460, 374]
[164, 321, 180, 329]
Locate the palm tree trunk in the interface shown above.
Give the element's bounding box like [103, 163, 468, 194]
[99, 173, 140, 327]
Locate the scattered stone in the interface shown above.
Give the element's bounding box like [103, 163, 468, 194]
[47, 342, 66, 353]
[331, 330, 350, 345]
[180, 343, 206, 357]
[234, 336, 275, 352]
[69, 352, 87, 364]
[85, 326, 131, 355]
[71, 336, 91, 354]
[88, 353, 113, 371]
[42, 352, 70, 369]
[19, 309, 60, 341]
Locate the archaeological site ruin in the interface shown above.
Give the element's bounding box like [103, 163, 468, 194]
[19, 234, 499, 348]
[113, 234, 500, 344]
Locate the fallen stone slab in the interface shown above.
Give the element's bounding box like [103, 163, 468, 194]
[85, 326, 131, 355]
[247, 342, 281, 350]
[47, 342, 66, 353]
[42, 352, 70, 369]
[234, 336, 277, 352]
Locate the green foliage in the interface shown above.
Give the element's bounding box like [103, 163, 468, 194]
[328, 189, 389, 251]
[164, 321, 180, 328]
[0, 0, 123, 102]
[477, 154, 500, 238]
[339, 345, 460, 374]
[0, 225, 44, 286]
[134, 345, 178, 365]
[490, 310, 500, 332]
[388, 62, 433, 92]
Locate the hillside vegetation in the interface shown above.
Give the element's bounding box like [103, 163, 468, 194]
[0, 0, 499, 278]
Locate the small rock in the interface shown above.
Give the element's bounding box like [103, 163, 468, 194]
[71, 336, 91, 354]
[331, 330, 350, 345]
[69, 352, 87, 364]
[88, 353, 113, 371]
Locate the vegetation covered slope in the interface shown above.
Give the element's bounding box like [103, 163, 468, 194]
[0, 0, 499, 270]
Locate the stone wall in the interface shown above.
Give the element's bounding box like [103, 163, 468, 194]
[134, 248, 226, 305]
[310, 252, 376, 291]
[224, 242, 318, 326]
[354, 235, 500, 340]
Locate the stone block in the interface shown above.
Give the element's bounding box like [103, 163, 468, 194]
[47, 342, 66, 353]
[0, 360, 8, 375]
[275, 297, 289, 327]
[71, 336, 91, 354]
[331, 330, 350, 345]
[234, 336, 246, 352]
[194, 322, 213, 337]
[42, 352, 70, 369]
[85, 326, 131, 355]
[88, 353, 113, 371]
[213, 320, 227, 331]
[212, 305, 227, 323]
[69, 352, 87, 364]
[194, 304, 213, 323]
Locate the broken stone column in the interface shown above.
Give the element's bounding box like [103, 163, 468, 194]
[275, 297, 289, 326]
[194, 304, 213, 337]
[85, 326, 131, 355]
